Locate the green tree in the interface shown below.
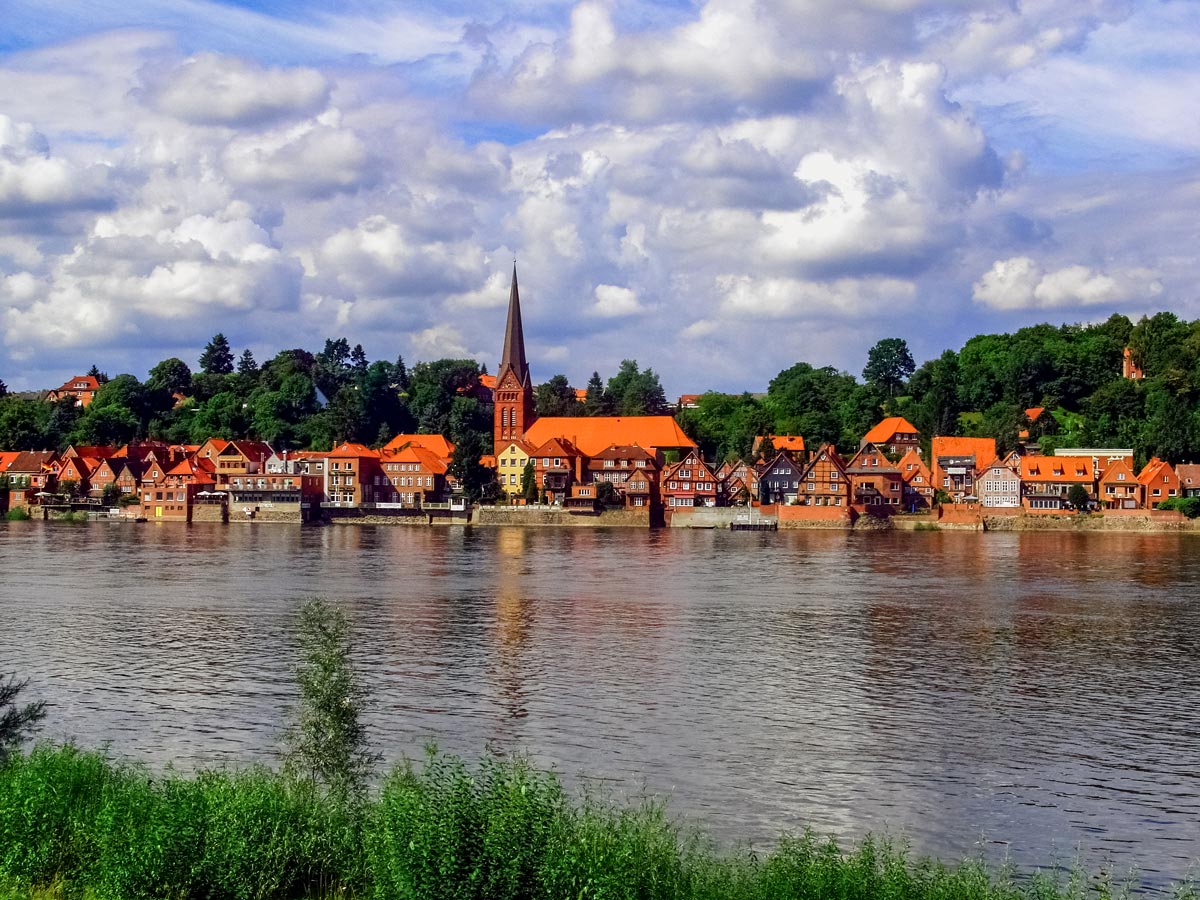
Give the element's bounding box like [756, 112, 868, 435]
[583, 371, 610, 416]
[0, 398, 46, 451]
[1067, 484, 1091, 510]
[147, 357, 193, 397]
[0, 673, 45, 764]
[237, 349, 259, 377]
[199, 333, 235, 375]
[535, 374, 581, 417]
[606, 360, 667, 415]
[521, 459, 537, 502]
[86, 364, 109, 383]
[0, 378, 7, 398]
[862, 338, 915, 399]
[282, 599, 378, 801]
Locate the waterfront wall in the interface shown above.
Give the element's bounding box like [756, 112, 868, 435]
[767, 504, 857, 529]
[477, 506, 650, 527]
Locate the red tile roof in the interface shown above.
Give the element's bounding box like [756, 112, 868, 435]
[1021, 455, 1093, 483]
[523, 416, 695, 457]
[383, 433, 455, 459]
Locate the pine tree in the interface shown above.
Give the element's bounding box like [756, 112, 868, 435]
[199, 333, 235, 375]
[350, 344, 368, 372]
[584, 371, 608, 416]
[0, 378, 7, 398]
[393, 355, 410, 391]
[521, 459, 538, 502]
[237, 349, 259, 377]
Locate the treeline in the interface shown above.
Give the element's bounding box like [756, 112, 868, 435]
[679, 312, 1200, 467]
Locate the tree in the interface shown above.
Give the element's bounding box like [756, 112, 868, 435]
[0, 378, 6, 398]
[535, 375, 581, 417]
[350, 343, 368, 373]
[282, 599, 378, 800]
[392, 355, 410, 392]
[1067, 484, 1091, 511]
[863, 338, 915, 399]
[147, 357, 192, 397]
[596, 481, 619, 507]
[583, 371, 610, 416]
[606, 360, 667, 415]
[86, 365, 109, 383]
[0, 673, 45, 764]
[199, 333, 235, 375]
[521, 460, 537, 502]
[237, 349, 259, 377]
[448, 426, 491, 502]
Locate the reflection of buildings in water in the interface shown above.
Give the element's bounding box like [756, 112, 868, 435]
[492, 527, 534, 736]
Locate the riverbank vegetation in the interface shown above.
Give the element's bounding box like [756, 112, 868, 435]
[3, 602, 1197, 900]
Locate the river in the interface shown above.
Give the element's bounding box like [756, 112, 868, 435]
[1, 521, 1198, 888]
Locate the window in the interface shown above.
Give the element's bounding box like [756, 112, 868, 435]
[1118, 472, 1126, 480]
[807, 483, 815, 491]
[543, 458, 550, 467]
[830, 471, 838, 480]
[636, 459, 646, 467]
[604, 459, 615, 467]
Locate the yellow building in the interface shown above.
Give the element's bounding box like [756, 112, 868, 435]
[496, 440, 535, 499]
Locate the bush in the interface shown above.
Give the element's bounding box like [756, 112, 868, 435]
[1157, 496, 1200, 518]
[3, 509, 30, 522]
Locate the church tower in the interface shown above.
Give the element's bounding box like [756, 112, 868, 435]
[494, 265, 535, 454]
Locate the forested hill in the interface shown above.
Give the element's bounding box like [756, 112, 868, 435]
[2, 313, 1198, 469]
[678, 312, 1200, 468]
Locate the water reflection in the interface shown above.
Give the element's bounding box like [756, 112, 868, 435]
[1, 521, 1198, 888]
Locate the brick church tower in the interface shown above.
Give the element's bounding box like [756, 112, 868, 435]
[493, 266, 536, 454]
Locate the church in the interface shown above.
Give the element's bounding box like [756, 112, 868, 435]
[492, 267, 695, 501]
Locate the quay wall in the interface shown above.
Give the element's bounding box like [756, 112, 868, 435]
[477, 506, 650, 527]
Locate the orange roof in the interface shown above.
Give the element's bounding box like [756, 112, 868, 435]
[1100, 457, 1137, 483]
[0, 450, 22, 473]
[480, 374, 497, 390]
[896, 448, 930, 484]
[1137, 458, 1177, 485]
[528, 436, 582, 458]
[51, 375, 101, 393]
[383, 433, 454, 458]
[1021, 455, 1093, 483]
[381, 444, 450, 474]
[329, 441, 379, 458]
[574, 388, 588, 402]
[1025, 407, 1045, 421]
[767, 434, 806, 453]
[523, 416, 695, 457]
[862, 417, 918, 444]
[931, 436, 996, 469]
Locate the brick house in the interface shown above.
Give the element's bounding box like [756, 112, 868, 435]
[4, 451, 58, 507]
[896, 449, 935, 511]
[1020, 455, 1095, 510]
[587, 444, 659, 501]
[527, 437, 584, 503]
[798, 444, 850, 507]
[846, 442, 903, 510]
[661, 450, 719, 509]
[378, 444, 449, 506]
[46, 375, 101, 407]
[1099, 458, 1142, 509]
[326, 442, 383, 506]
[932, 437, 997, 502]
[716, 458, 754, 505]
[860, 417, 920, 457]
[1138, 458, 1180, 508]
[1176, 464, 1200, 498]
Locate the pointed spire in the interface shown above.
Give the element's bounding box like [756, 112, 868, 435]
[499, 264, 530, 387]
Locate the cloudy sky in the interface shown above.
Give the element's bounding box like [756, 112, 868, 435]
[0, 0, 1196, 394]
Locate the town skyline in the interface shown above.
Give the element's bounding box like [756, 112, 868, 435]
[1, 2, 1197, 394]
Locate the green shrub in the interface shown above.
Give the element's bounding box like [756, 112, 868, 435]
[3, 509, 30, 522]
[1157, 496, 1200, 518]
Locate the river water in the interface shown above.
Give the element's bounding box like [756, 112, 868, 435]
[1, 521, 1198, 887]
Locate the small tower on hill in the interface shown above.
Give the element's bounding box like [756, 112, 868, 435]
[494, 265, 536, 454]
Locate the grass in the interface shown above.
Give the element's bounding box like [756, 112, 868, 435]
[4, 509, 30, 522]
[1, 745, 1197, 900]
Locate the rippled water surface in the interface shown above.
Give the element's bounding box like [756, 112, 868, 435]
[2, 521, 1199, 886]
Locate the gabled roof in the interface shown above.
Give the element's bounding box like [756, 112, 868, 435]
[1137, 458, 1177, 485]
[528, 436, 582, 459]
[1099, 457, 1138, 483]
[590, 443, 657, 463]
[113, 459, 147, 480]
[896, 448, 930, 484]
[523, 416, 694, 457]
[1175, 463, 1200, 487]
[380, 444, 449, 474]
[63, 445, 117, 459]
[800, 443, 847, 480]
[50, 375, 101, 393]
[221, 440, 273, 461]
[1025, 406, 1046, 421]
[846, 441, 900, 473]
[165, 457, 216, 484]
[862, 417, 918, 444]
[0, 451, 22, 474]
[760, 434, 806, 454]
[6, 451, 57, 473]
[383, 433, 455, 459]
[761, 449, 805, 475]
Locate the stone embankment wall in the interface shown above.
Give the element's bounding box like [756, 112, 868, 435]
[191, 503, 228, 524]
[769, 504, 856, 529]
[229, 505, 302, 524]
[984, 510, 1199, 532]
[667, 507, 771, 528]
[477, 507, 650, 527]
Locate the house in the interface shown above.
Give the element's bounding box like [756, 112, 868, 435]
[586, 445, 659, 500]
[112, 459, 147, 497]
[897, 449, 935, 511]
[1020, 455, 1094, 510]
[715, 458, 754, 505]
[976, 461, 1022, 508]
[527, 437, 584, 503]
[757, 450, 807, 505]
[798, 444, 850, 507]
[619, 468, 656, 511]
[845, 442, 903, 510]
[46, 375, 101, 407]
[325, 442, 386, 506]
[5, 451, 58, 506]
[1122, 347, 1144, 380]
[676, 394, 702, 410]
[495, 440, 536, 500]
[1137, 458, 1180, 508]
[223, 472, 324, 521]
[931, 437, 996, 502]
[212, 441, 274, 480]
[54, 455, 96, 495]
[1176, 464, 1200, 498]
[1099, 458, 1142, 509]
[860, 417, 919, 457]
[383, 433, 455, 462]
[661, 450, 719, 509]
[378, 444, 449, 506]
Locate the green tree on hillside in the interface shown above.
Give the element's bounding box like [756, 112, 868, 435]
[237, 349, 258, 377]
[535, 375, 581, 417]
[199, 333, 235, 375]
[863, 338, 915, 399]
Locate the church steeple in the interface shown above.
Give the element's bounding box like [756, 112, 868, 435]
[499, 265, 530, 388]
[494, 264, 536, 454]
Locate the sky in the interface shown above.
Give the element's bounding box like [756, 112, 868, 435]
[1, 0, 1197, 396]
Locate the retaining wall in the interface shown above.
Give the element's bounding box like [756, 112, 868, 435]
[477, 506, 650, 527]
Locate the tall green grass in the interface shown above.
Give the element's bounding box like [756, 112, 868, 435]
[1, 745, 1196, 900]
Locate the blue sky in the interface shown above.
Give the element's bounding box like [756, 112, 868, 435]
[1, 0, 1198, 394]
